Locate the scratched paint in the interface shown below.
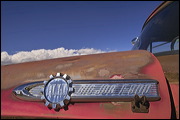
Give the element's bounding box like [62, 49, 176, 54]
[1, 50, 172, 118]
[98, 69, 110, 77]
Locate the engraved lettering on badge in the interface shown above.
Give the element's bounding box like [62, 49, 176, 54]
[119, 84, 128, 95]
[86, 84, 94, 95]
[142, 84, 151, 94]
[45, 78, 68, 103]
[74, 83, 153, 96]
[93, 84, 116, 95]
[119, 84, 152, 95]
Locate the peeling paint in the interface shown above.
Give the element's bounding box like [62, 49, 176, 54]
[55, 63, 73, 70]
[1, 50, 154, 89]
[98, 69, 110, 77]
[86, 67, 95, 72]
[36, 73, 45, 78]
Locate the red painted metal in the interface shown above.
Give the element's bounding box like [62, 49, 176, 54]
[1, 50, 172, 119]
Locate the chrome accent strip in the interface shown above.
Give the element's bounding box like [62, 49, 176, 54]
[13, 81, 44, 101]
[13, 79, 160, 102]
[71, 82, 159, 102]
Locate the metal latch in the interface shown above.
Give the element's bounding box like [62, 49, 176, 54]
[131, 95, 150, 113]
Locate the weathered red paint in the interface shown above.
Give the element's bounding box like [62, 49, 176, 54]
[1, 50, 173, 119]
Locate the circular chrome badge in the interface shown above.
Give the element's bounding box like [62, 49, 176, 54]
[44, 78, 68, 103]
[41, 73, 73, 109]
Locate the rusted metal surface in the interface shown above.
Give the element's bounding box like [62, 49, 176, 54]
[1, 50, 154, 89]
[156, 54, 179, 83]
[131, 95, 150, 113]
[1, 50, 172, 119]
[170, 83, 179, 119]
[156, 54, 179, 118]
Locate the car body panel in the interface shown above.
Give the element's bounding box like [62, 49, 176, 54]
[131, 1, 179, 119]
[170, 83, 179, 119]
[1, 50, 171, 119]
[156, 54, 179, 83]
[2, 1, 178, 119]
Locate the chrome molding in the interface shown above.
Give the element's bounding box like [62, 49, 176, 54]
[71, 79, 160, 102]
[13, 73, 161, 110]
[13, 81, 44, 101]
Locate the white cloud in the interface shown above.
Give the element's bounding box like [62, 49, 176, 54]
[1, 47, 111, 65]
[1, 51, 12, 65]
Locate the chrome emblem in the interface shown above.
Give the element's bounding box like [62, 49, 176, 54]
[13, 72, 161, 112]
[41, 73, 73, 109]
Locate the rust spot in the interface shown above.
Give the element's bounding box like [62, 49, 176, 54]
[100, 102, 131, 117]
[156, 54, 179, 83]
[1, 50, 154, 89]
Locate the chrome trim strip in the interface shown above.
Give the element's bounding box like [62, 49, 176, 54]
[13, 81, 44, 101]
[71, 79, 160, 102]
[13, 79, 160, 102]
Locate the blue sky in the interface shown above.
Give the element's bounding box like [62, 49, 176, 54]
[1, 1, 163, 55]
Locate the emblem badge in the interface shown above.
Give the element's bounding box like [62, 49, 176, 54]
[41, 73, 73, 109]
[13, 72, 161, 112]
